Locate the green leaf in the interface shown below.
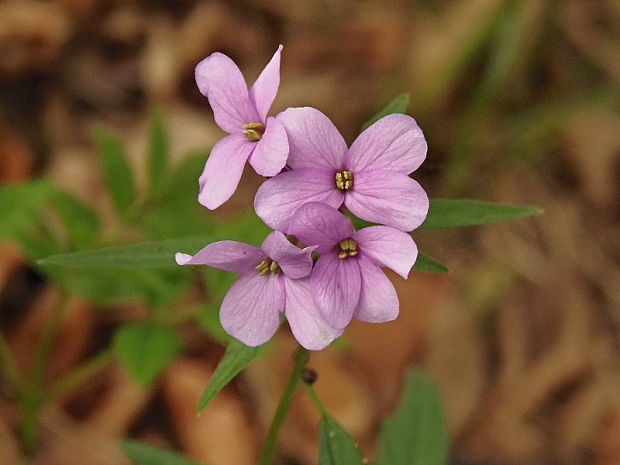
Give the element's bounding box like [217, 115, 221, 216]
[49, 188, 100, 249]
[0, 179, 53, 239]
[147, 110, 168, 199]
[421, 199, 542, 228]
[318, 414, 364, 465]
[197, 338, 262, 412]
[94, 126, 136, 216]
[412, 253, 448, 273]
[375, 368, 448, 465]
[361, 93, 410, 131]
[122, 440, 205, 465]
[113, 322, 182, 386]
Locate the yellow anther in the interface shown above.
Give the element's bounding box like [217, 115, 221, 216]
[338, 238, 358, 259]
[269, 261, 281, 275]
[255, 260, 270, 276]
[243, 122, 265, 141]
[256, 258, 281, 276]
[335, 170, 354, 190]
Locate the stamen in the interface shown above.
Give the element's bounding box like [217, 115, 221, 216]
[335, 170, 353, 190]
[338, 238, 358, 259]
[269, 260, 281, 275]
[255, 258, 281, 276]
[243, 122, 265, 141]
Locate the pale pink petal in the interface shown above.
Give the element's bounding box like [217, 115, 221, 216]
[220, 272, 284, 346]
[347, 114, 427, 174]
[284, 277, 343, 350]
[354, 255, 399, 323]
[195, 52, 259, 133]
[260, 231, 314, 279]
[198, 134, 254, 210]
[311, 253, 361, 329]
[276, 107, 347, 170]
[254, 168, 344, 232]
[344, 170, 429, 231]
[249, 45, 283, 122]
[288, 202, 353, 253]
[175, 240, 265, 273]
[352, 226, 417, 279]
[248, 117, 289, 176]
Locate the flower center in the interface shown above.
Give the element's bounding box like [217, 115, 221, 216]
[338, 238, 358, 259]
[335, 170, 353, 190]
[243, 122, 265, 142]
[255, 258, 281, 276]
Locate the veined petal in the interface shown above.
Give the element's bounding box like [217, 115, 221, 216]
[344, 170, 429, 231]
[354, 255, 399, 323]
[195, 52, 259, 133]
[261, 231, 314, 279]
[288, 202, 353, 253]
[220, 272, 284, 347]
[353, 226, 417, 279]
[175, 240, 265, 273]
[311, 253, 361, 329]
[276, 107, 347, 170]
[347, 114, 427, 174]
[254, 168, 344, 232]
[248, 117, 288, 177]
[198, 134, 254, 210]
[249, 45, 283, 122]
[284, 277, 343, 350]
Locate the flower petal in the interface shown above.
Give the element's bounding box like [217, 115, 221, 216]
[254, 168, 344, 232]
[175, 240, 265, 273]
[310, 253, 361, 329]
[198, 134, 254, 210]
[261, 231, 315, 279]
[354, 255, 399, 323]
[284, 277, 343, 350]
[288, 202, 353, 253]
[276, 107, 348, 170]
[352, 226, 417, 279]
[249, 45, 282, 122]
[220, 272, 284, 346]
[347, 114, 427, 174]
[248, 117, 289, 177]
[344, 170, 429, 231]
[195, 52, 259, 133]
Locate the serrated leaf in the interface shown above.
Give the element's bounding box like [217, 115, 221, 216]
[412, 253, 448, 273]
[49, 188, 100, 249]
[421, 199, 542, 228]
[114, 322, 182, 386]
[0, 179, 53, 239]
[94, 126, 136, 216]
[147, 110, 168, 199]
[318, 414, 364, 465]
[361, 93, 410, 131]
[197, 338, 262, 412]
[122, 440, 205, 465]
[375, 368, 448, 465]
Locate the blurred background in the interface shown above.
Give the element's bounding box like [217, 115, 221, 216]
[1, 0, 619, 464]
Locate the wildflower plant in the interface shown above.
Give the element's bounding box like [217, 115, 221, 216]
[2, 45, 544, 464]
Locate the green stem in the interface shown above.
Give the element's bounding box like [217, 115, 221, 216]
[258, 347, 309, 465]
[0, 328, 25, 395]
[304, 383, 328, 417]
[47, 348, 113, 401]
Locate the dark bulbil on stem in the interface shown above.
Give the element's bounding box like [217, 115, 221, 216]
[301, 368, 318, 384]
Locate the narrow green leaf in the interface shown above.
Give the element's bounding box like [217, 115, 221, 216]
[147, 110, 168, 199]
[421, 199, 542, 228]
[113, 322, 182, 386]
[318, 414, 364, 465]
[375, 368, 448, 465]
[0, 179, 53, 239]
[122, 440, 205, 465]
[94, 126, 136, 216]
[49, 188, 100, 249]
[197, 338, 262, 412]
[412, 253, 448, 273]
[361, 93, 410, 131]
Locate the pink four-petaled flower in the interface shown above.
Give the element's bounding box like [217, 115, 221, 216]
[196, 45, 289, 209]
[255, 107, 429, 232]
[175, 231, 341, 350]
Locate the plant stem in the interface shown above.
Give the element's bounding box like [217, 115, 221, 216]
[304, 383, 328, 417]
[0, 328, 25, 395]
[258, 346, 309, 465]
[47, 348, 113, 401]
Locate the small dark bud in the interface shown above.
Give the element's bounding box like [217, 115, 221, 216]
[301, 368, 318, 384]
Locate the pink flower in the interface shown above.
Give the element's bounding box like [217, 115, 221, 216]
[195, 45, 289, 209]
[175, 231, 341, 350]
[254, 107, 429, 232]
[288, 202, 418, 330]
